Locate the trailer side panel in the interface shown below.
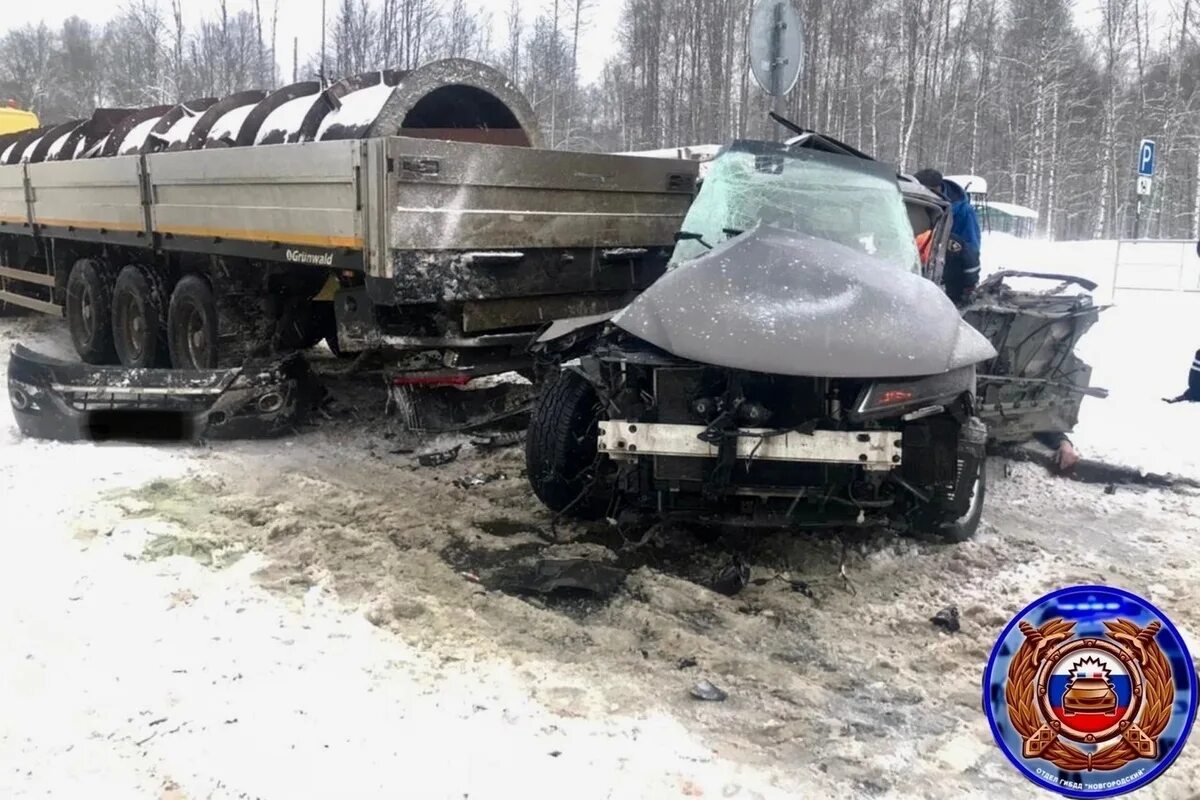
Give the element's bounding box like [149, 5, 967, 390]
[386, 138, 695, 253]
[27, 156, 145, 242]
[147, 141, 364, 265]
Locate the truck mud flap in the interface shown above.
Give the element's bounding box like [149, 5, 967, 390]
[6, 344, 315, 441]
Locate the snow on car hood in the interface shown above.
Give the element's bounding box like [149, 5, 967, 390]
[611, 225, 997, 378]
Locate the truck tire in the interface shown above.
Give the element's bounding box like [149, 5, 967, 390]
[65, 258, 117, 364]
[525, 369, 607, 518]
[167, 274, 220, 369]
[112, 264, 170, 368]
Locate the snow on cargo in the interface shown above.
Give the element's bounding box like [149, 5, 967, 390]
[17, 135, 45, 162]
[119, 116, 160, 155]
[316, 81, 395, 139]
[207, 103, 255, 146]
[155, 111, 202, 147]
[256, 93, 320, 144]
[81, 134, 108, 159]
[43, 131, 72, 160]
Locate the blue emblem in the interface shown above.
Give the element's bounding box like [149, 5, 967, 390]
[983, 585, 1196, 797]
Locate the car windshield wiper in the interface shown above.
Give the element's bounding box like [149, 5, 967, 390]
[722, 227, 745, 238]
[674, 230, 713, 250]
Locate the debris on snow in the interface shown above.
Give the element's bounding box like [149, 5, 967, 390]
[417, 445, 463, 467]
[689, 680, 728, 702]
[930, 606, 960, 634]
[490, 558, 626, 599]
[711, 555, 750, 597]
[454, 471, 507, 489]
[470, 430, 525, 450]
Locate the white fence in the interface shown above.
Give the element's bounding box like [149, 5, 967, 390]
[1110, 239, 1200, 294]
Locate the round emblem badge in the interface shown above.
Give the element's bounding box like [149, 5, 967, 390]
[984, 586, 1196, 797]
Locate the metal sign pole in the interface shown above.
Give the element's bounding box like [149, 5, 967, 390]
[770, 2, 784, 138]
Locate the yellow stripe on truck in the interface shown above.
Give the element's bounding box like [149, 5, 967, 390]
[22, 217, 362, 249]
[159, 224, 361, 249]
[35, 218, 144, 232]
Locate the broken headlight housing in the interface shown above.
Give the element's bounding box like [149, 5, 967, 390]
[850, 365, 975, 421]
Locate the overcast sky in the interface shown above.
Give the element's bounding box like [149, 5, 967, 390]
[3, 0, 1181, 87]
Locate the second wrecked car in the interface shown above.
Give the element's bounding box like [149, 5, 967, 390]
[527, 140, 998, 540]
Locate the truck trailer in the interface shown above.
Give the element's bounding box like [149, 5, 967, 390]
[0, 60, 697, 437]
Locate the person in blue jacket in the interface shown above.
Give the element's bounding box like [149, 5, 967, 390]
[1164, 349, 1200, 403]
[915, 168, 983, 301]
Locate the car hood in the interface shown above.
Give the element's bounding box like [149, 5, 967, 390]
[611, 225, 996, 378]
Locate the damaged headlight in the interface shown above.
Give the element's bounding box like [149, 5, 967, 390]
[851, 365, 975, 421]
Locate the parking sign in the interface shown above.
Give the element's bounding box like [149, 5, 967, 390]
[1139, 139, 1156, 177]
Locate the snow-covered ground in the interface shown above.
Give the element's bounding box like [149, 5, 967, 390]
[0, 318, 810, 799]
[1, 238, 1199, 799]
[983, 234, 1200, 479]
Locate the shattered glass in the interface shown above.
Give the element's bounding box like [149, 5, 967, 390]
[670, 142, 920, 274]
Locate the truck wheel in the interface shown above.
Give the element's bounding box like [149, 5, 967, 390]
[112, 264, 169, 368]
[167, 275, 219, 369]
[911, 456, 987, 542]
[525, 369, 607, 518]
[65, 258, 117, 364]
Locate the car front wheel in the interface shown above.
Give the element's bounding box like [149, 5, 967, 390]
[525, 369, 608, 518]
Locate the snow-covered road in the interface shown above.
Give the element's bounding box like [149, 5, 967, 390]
[1, 263, 1199, 800]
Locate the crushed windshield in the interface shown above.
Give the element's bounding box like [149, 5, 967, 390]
[670, 143, 921, 272]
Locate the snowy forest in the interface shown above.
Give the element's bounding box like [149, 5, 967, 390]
[1, 0, 1198, 241]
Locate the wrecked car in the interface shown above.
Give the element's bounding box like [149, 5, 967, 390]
[898, 177, 1107, 447]
[526, 140, 997, 540]
[963, 271, 1107, 443]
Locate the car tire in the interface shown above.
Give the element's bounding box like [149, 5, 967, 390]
[65, 258, 117, 364]
[112, 264, 170, 368]
[914, 454, 987, 542]
[525, 369, 607, 518]
[167, 274, 220, 369]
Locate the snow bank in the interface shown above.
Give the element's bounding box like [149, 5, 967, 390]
[982, 233, 1200, 479]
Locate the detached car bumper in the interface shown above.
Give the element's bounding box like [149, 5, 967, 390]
[7, 345, 314, 441]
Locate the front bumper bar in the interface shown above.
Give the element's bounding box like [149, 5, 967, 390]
[597, 420, 902, 471]
[7, 344, 314, 441]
